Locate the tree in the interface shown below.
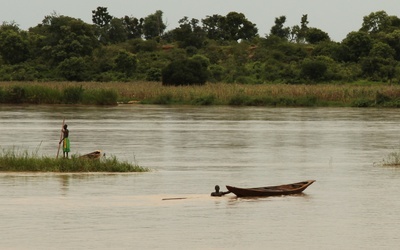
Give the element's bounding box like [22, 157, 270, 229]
[30, 14, 98, 65]
[57, 56, 89, 81]
[341, 31, 372, 62]
[269, 16, 290, 39]
[382, 30, 400, 60]
[300, 58, 328, 82]
[114, 50, 137, 77]
[369, 41, 395, 58]
[123, 16, 143, 39]
[225, 12, 258, 41]
[360, 11, 390, 34]
[305, 28, 330, 44]
[172, 17, 206, 48]
[312, 41, 343, 61]
[290, 14, 309, 43]
[202, 12, 258, 41]
[92, 6, 113, 44]
[0, 23, 30, 64]
[143, 10, 166, 40]
[202, 14, 225, 40]
[108, 18, 128, 43]
[92, 6, 113, 28]
[360, 42, 397, 81]
[162, 58, 208, 85]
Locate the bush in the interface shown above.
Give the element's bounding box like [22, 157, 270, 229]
[58, 57, 90, 81]
[114, 50, 137, 77]
[301, 58, 328, 82]
[146, 68, 162, 81]
[162, 58, 208, 86]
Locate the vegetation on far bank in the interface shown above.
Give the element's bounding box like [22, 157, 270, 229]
[0, 9, 400, 85]
[2, 81, 400, 108]
[0, 148, 149, 172]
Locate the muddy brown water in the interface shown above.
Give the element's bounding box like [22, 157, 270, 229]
[1, 105, 400, 249]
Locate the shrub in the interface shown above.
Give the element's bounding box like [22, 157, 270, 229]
[58, 57, 90, 81]
[162, 58, 208, 86]
[301, 58, 328, 82]
[146, 68, 162, 81]
[114, 50, 137, 77]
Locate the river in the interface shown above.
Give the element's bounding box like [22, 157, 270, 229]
[1, 105, 400, 249]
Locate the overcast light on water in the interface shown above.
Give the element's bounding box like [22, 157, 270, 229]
[1, 105, 400, 249]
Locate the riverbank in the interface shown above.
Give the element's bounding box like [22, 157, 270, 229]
[1, 81, 400, 107]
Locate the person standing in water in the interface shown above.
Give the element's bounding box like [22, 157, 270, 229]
[59, 124, 70, 158]
[210, 185, 230, 197]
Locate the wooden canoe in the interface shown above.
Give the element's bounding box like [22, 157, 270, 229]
[80, 150, 102, 159]
[226, 180, 315, 197]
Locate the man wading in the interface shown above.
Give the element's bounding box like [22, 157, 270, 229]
[59, 124, 70, 158]
[210, 185, 230, 197]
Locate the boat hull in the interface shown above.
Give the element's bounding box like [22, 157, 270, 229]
[80, 150, 102, 159]
[226, 180, 315, 197]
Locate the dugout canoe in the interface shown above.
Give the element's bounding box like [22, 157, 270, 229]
[80, 150, 102, 159]
[226, 180, 315, 197]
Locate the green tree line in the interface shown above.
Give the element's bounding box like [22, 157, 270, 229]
[0, 8, 399, 85]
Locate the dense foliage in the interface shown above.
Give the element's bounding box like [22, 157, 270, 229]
[1, 8, 400, 84]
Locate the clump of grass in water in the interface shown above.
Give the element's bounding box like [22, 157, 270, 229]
[379, 151, 400, 166]
[0, 149, 149, 172]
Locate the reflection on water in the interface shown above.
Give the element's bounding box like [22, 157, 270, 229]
[1, 105, 400, 249]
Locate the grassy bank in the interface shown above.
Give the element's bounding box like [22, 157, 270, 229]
[1, 81, 400, 107]
[0, 149, 149, 172]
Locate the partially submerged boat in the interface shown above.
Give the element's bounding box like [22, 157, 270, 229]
[80, 150, 102, 159]
[226, 180, 315, 197]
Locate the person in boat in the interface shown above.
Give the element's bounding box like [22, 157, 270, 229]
[210, 185, 230, 197]
[59, 124, 70, 158]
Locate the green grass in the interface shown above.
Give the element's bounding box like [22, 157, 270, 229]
[0, 149, 149, 172]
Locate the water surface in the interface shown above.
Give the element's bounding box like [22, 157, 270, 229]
[1, 105, 400, 249]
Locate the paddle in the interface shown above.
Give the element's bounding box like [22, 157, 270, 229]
[56, 118, 65, 158]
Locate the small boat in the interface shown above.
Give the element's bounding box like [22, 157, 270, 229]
[80, 150, 102, 159]
[226, 180, 315, 197]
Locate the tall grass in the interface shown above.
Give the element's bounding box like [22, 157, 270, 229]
[0, 148, 149, 172]
[378, 151, 400, 167]
[1, 81, 400, 107]
[0, 83, 118, 105]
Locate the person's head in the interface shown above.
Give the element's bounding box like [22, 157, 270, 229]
[215, 185, 220, 192]
[63, 124, 68, 129]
